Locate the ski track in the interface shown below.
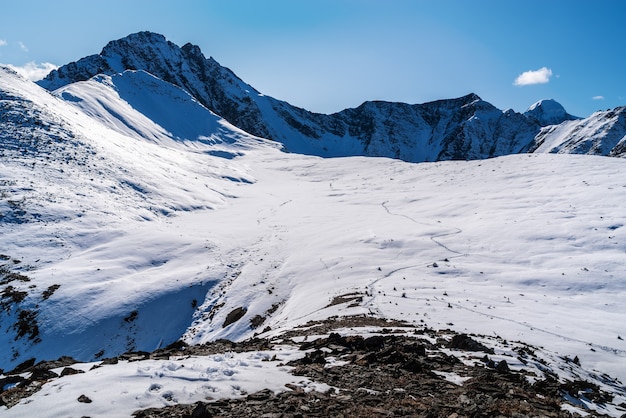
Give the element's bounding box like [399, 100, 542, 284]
[381, 200, 466, 258]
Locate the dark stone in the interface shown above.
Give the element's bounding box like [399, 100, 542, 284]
[363, 335, 385, 351]
[482, 355, 496, 368]
[402, 359, 423, 373]
[164, 340, 187, 351]
[8, 358, 36, 374]
[327, 332, 346, 346]
[33, 356, 78, 371]
[60, 367, 85, 376]
[496, 359, 510, 373]
[246, 388, 274, 401]
[449, 334, 494, 353]
[222, 307, 247, 328]
[191, 402, 213, 418]
[302, 350, 326, 365]
[30, 368, 59, 381]
[77, 394, 92, 403]
[380, 349, 406, 365]
[406, 343, 427, 356]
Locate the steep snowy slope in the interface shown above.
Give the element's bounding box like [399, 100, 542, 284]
[39, 31, 570, 162]
[53, 69, 256, 145]
[1, 65, 276, 369]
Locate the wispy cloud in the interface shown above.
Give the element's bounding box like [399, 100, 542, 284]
[513, 67, 553, 86]
[592, 95, 605, 101]
[0, 39, 7, 47]
[8, 62, 58, 81]
[18, 41, 28, 52]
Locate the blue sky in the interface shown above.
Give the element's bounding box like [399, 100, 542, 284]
[1, 0, 624, 117]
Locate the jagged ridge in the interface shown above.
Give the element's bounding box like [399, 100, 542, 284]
[39, 31, 622, 163]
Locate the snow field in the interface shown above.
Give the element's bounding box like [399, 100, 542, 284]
[2, 65, 626, 415]
[186, 151, 626, 386]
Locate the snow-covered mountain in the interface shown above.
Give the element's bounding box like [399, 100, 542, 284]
[35, 31, 602, 162]
[529, 106, 626, 156]
[3, 32, 626, 416]
[524, 98, 580, 126]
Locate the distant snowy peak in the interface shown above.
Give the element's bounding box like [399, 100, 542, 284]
[523, 99, 580, 126]
[529, 106, 626, 156]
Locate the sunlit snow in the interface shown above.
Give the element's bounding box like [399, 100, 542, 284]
[2, 64, 626, 416]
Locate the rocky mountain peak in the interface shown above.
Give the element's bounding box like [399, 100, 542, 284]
[460, 92, 482, 105]
[101, 31, 169, 54]
[99, 31, 177, 71]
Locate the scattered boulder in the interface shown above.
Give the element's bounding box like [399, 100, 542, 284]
[449, 334, 494, 354]
[77, 394, 92, 403]
[222, 307, 247, 328]
[29, 368, 58, 381]
[496, 359, 510, 373]
[8, 358, 35, 375]
[60, 367, 84, 377]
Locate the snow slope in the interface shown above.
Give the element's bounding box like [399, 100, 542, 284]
[3, 61, 626, 415]
[0, 65, 276, 368]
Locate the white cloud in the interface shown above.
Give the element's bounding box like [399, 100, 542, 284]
[513, 67, 553, 86]
[8, 61, 58, 81]
[18, 41, 28, 52]
[592, 95, 605, 100]
[0, 39, 7, 47]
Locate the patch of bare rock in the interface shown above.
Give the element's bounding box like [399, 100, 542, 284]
[131, 317, 618, 417]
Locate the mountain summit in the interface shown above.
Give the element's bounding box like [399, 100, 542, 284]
[524, 99, 579, 126]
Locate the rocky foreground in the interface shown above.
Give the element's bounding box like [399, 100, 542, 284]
[2, 317, 624, 417]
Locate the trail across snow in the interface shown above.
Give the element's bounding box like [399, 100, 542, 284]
[180, 151, 626, 387]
